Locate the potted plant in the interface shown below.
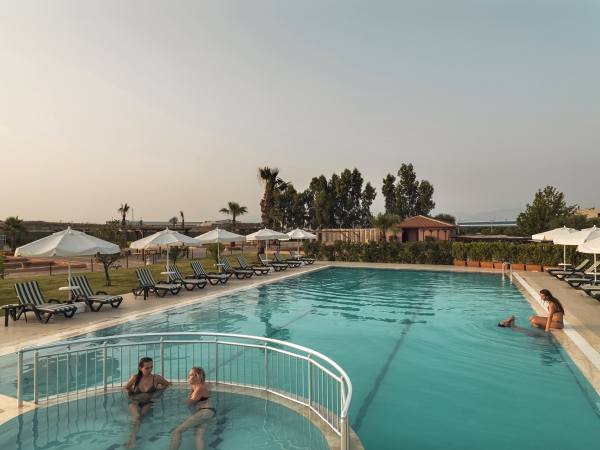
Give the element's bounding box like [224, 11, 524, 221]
[452, 243, 468, 266]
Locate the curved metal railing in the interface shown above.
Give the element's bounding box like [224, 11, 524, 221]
[17, 333, 353, 449]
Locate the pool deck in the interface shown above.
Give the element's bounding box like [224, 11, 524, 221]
[2, 261, 600, 448]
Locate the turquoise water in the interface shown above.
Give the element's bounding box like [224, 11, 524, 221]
[2, 267, 600, 449]
[0, 389, 328, 450]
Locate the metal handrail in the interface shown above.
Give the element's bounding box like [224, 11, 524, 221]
[17, 332, 353, 449]
[502, 262, 513, 281]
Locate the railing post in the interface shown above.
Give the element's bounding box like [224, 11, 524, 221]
[160, 337, 164, 377]
[103, 341, 107, 392]
[215, 337, 219, 384]
[264, 342, 269, 391]
[307, 354, 312, 407]
[341, 415, 349, 450]
[17, 350, 23, 407]
[33, 350, 39, 404]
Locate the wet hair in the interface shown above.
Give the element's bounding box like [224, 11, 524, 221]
[540, 289, 565, 315]
[133, 357, 154, 392]
[498, 322, 508, 327]
[190, 366, 206, 385]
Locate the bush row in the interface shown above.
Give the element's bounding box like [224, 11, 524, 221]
[303, 240, 454, 265]
[452, 242, 586, 266]
[302, 240, 588, 266]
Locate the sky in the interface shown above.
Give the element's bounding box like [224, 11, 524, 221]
[1, 0, 598, 223]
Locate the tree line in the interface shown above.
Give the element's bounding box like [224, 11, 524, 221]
[257, 163, 436, 231]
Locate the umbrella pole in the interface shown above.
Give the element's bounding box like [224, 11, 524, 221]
[595, 253, 597, 283]
[218, 242, 221, 273]
[68, 256, 72, 300]
[564, 245, 566, 267]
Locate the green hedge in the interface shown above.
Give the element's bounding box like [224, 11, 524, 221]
[303, 240, 588, 266]
[303, 240, 454, 265]
[452, 242, 585, 265]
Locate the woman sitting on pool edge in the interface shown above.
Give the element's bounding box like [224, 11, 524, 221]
[124, 357, 171, 448]
[530, 289, 565, 332]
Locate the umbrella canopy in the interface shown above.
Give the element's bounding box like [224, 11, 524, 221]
[286, 228, 317, 255]
[286, 229, 317, 240]
[15, 226, 120, 298]
[130, 228, 199, 267]
[532, 226, 579, 267]
[553, 226, 600, 246]
[577, 236, 600, 283]
[194, 228, 246, 244]
[531, 226, 577, 242]
[246, 229, 289, 241]
[194, 228, 246, 262]
[15, 226, 120, 257]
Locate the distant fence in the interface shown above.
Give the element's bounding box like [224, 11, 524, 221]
[314, 228, 382, 243]
[457, 220, 517, 228]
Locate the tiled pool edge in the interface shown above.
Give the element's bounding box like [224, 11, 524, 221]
[513, 273, 600, 395]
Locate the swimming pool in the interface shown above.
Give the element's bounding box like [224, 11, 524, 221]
[2, 267, 600, 449]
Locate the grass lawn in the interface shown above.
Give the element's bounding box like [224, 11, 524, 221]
[0, 253, 259, 316]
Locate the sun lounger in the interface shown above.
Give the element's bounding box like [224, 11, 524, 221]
[166, 265, 207, 291]
[220, 258, 254, 279]
[14, 281, 78, 323]
[558, 261, 600, 283]
[546, 260, 590, 279]
[69, 275, 123, 311]
[274, 252, 302, 268]
[133, 268, 181, 298]
[259, 254, 288, 271]
[189, 262, 231, 285]
[237, 256, 270, 275]
[289, 250, 315, 264]
[580, 284, 600, 297]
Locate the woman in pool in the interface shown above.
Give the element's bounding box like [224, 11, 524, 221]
[124, 357, 170, 448]
[170, 366, 215, 450]
[498, 315, 543, 337]
[529, 289, 565, 332]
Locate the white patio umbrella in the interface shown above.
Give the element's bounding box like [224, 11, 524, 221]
[578, 236, 600, 283]
[286, 228, 317, 256]
[194, 228, 246, 262]
[15, 227, 120, 298]
[532, 226, 578, 267]
[554, 226, 600, 269]
[130, 228, 199, 269]
[246, 228, 289, 260]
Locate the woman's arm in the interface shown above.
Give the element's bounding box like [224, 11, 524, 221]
[545, 304, 555, 332]
[124, 375, 136, 395]
[155, 375, 171, 390]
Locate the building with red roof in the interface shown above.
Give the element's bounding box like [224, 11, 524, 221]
[396, 215, 456, 242]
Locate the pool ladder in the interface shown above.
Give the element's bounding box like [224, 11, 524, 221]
[502, 262, 513, 281]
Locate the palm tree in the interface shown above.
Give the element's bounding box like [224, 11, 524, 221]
[219, 202, 248, 231]
[257, 167, 287, 228]
[257, 167, 288, 255]
[4, 216, 26, 251]
[370, 213, 401, 242]
[117, 204, 130, 230]
[180, 211, 185, 229]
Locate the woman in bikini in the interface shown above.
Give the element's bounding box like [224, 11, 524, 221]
[124, 357, 170, 448]
[529, 289, 565, 332]
[170, 366, 215, 450]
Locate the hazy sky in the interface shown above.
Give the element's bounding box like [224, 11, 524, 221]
[1, 1, 598, 223]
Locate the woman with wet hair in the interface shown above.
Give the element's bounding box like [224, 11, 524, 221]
[124, 357, 170, 448]
[170, 366, 215, 450]
[529, 289, 565, 332]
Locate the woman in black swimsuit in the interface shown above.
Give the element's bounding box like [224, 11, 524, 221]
[170, 366, 215, 450]
[530, 289, 565, 332]
[124, 357, 170, 448]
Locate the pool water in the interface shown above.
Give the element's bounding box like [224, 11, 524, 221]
[1, 389, 328, 450]
[2, 267, 600, 449]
